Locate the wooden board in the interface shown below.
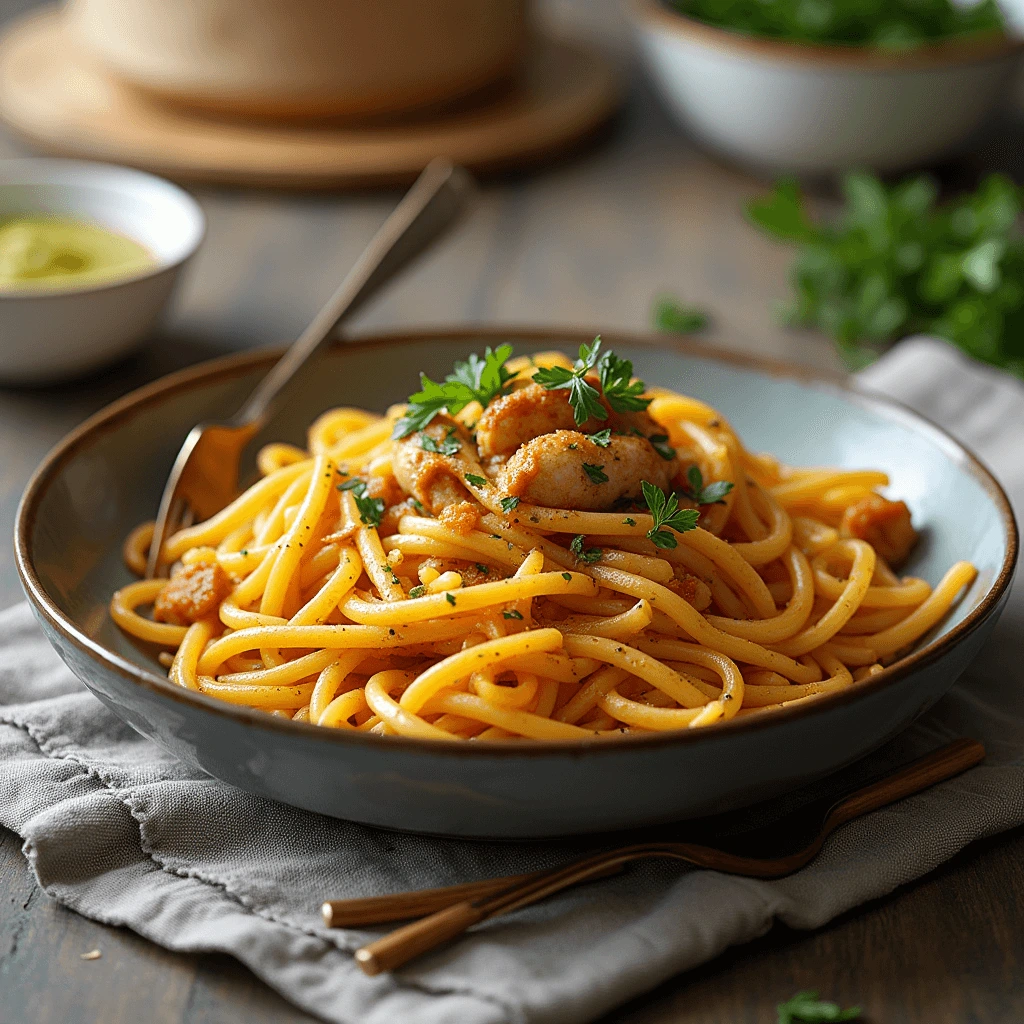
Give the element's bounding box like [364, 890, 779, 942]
[0, 8, 622, 189]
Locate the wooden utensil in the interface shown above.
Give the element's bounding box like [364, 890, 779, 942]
[333, 738, 984, 975]
[144, 158, 474, 577]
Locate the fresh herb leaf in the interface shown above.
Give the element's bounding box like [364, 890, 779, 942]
[776, 990, 861, 1024]
[464, 473, 488, 488]
[641, 480, 700, 549]
[623, 517, 637, 527]
[409, 585, 426, 598]
[411, 498, 426, 514]
[561, 572, 573, 581]
[747, 172, 1024, 376]
[648, 434, 677, 461]
[585, 428, 612, 448]
[582, 463, 608, 485]
[532, 338, 607, 426]
[681, 465, 735, 505]
[420, 428, 461, 456]
[569, 534, 603, 565]
[654, 297, 710, 334]
[597, 350, 652, 413]
[337, 478, 365, 491]
[445, 592, 457, 606]
[393, 345, 515, 439]
[503, 609, 524, 620]
[500, 496, 520, 513]
[339, 479, 385, 528]
[475, 563, 490, 574]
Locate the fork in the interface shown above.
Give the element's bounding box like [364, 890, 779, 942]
[145, 158, 476, 577]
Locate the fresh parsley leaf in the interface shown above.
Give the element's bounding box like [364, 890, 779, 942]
[475, 563, 490, 574]
[641, 480, 700, 549]
[654, 297, 710, 334]
[748, 172, 1024, 376]
[340, 479, 385, 529]
[445, 592, 457, 606]
[409, 585, 426, 598]
[503, 609, 524, 620]
[681, 465, 734, 505]
[582, 463, 608, 484]
[623, 517, 637, 526]
[585, 428, 612, 448]
[464, 473, 488, 488]
[411, 498, 426, 514]
[569, 534, 603, 565]
[500, 496, 520, 513]
[532, 338, 607, 426]
[420, 428, 461, 456]
[561, 572, 573, 581]
[648, 434, 677, 461]
[776, 990, 861, 1024]
[597, 350, 652, 413]
[393, 345, 515, 439]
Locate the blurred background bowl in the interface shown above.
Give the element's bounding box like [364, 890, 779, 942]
[0, 159, 204, 384]
[632, 0, 1024, 174]
[65, 0, 532, 121]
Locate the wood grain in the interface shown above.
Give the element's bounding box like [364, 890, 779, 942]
[0, 0, 1022, 1020]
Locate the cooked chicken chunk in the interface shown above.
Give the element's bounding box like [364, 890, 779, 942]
[391, 417, 483, 514]
[839, 494, 918, 568]
[498, 430, 674, 511]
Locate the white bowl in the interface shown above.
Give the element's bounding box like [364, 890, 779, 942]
[0, 159, 204, 384]
[632, 0, 1024, 174]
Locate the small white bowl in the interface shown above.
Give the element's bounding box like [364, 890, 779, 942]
[0, 159, 204, 384]
[632, 0, 1024, 175]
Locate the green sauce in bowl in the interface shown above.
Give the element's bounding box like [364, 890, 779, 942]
[0, 217, 155, 292]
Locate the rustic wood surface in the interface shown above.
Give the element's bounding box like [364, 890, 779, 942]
[1, 1, 1023, 1021]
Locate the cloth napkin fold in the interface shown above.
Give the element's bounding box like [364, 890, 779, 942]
[2, 337, 1022, 1024]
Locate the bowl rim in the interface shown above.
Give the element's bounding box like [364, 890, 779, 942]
[14, 325, 1019, 759]
[632, 0, 1024, 69]
[0, 157, 206, 300]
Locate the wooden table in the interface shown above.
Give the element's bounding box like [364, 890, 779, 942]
[1, 1, 1022, 1020]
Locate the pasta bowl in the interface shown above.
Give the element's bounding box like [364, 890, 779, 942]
[15, 328, 1017, 838]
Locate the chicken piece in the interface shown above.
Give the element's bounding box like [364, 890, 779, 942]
[839, 494, 918, 568]
[392, 416, 483, 514]
[498, 430, 674, 511]
[438, 500, 480, 536]
[476, 382, 664, 459]
[153, 561, 232, 626]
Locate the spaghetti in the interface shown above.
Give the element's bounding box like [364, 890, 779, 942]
[111, 347, 977, 741]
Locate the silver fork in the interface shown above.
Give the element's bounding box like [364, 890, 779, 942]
[145, 159, 476, 578]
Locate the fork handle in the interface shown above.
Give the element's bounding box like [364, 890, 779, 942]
[232, 159, 475, 430]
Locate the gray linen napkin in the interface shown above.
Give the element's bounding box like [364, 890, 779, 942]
[2, 337, 1022, 1024]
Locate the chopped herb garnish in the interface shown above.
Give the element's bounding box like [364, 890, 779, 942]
[532, 338, 607, 425]
[500, 496, 520, 513]
[596, 350, 651, 414]
[475, 563, 490, 574]
[776, 990, 861, 1024]
[411, 498, 426, 514]
[583, 463, 608, 485]
[420, 428, 461, 456]
[392, 344, 515, 438]
[503, 609, 524, 620]
[561, 572, 573, 581]
[445, 592, 457, 606]
[340, 479, 385, 528]
[240, 549, 248, 556]
[641, 480, 700, 549]
[585, 428, 612, 448]
[569, 534, 603, 565]
[681, 465, 735, 506]
[464, 473, 488, 488]
[568, 442, 578, 450]
[622, 518, 636, 527]
[648, 434, 678, 461]
[409, 585, 426, 598]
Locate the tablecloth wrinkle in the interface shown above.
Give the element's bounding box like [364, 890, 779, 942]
[2, 337, 1022, 1024]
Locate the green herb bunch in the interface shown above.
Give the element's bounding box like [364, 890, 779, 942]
[670, 0, 1003, 48]
[747, 172, 1024, 375]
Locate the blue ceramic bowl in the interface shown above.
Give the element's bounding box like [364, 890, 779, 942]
[15, 329, 1017, 838]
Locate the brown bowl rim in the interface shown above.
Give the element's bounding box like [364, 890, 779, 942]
[14, 325, 1019, 759]
[632, 0, 1024, 70]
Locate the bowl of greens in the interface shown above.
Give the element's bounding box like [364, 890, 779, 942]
[632, 0, 1023, 173]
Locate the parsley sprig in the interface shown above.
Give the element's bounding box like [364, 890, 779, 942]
[641, 480, 700, 549]
[681, 465, 734, 506]
[393, 344, 514, 439]
[569, 535, 603, 565]
[585, 428, 612, 448]
[338, 479, 385, 529]
[598, 350, 652, 413]
[420, 427, 461, 456]
[776, 990, 861, 1024]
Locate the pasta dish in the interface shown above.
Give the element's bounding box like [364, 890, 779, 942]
[111, 342, 976, 741]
